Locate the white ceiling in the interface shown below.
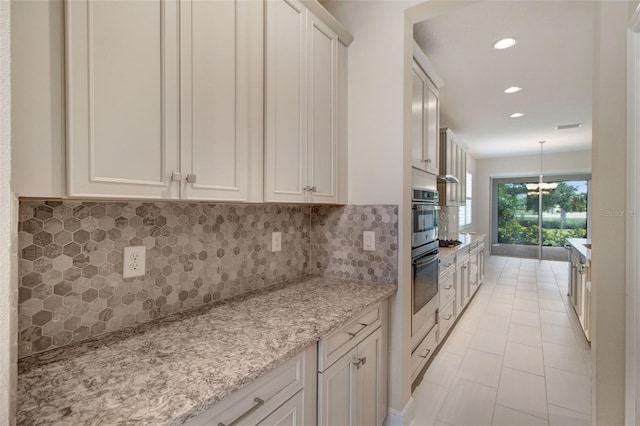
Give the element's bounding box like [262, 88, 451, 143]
[414, 1, 596, 159]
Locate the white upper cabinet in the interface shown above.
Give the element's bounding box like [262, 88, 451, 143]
[179, 0, 262, 201]
[66, 0, 180, 199]
[66, 0, 262, 201]
[412, 42, 442, 177]
[307, 14, 338, 204]
[411, 61, 439, 176]
[264, 0, 307, 203]
[265, 0, 348, 204]
[34, 0, 349, 202]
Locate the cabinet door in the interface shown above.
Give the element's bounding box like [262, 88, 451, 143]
[307, 13, 338, 204]
[458, 147, 467, 204]
[424, 79, 439, 175]
[456, 258, 469, 313]
[469, 249, 479, 295]
[180, 0, 262, 201]
[447, 137, 458, 205]
[455, 263, 465, 315]
[358, 328, 383, 426]
[411, 62, 427, 171]
[265, 0, 307, 203]
[318, 346, 357, 426]
[478, 244, 485, 284]
[66, 0, 180, 199]
[256, 392, 304, 426]
[464, 259, 471, 304]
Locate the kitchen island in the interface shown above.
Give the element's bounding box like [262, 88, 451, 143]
[17, 277, 395, 425]
[566, 238, 591, 342]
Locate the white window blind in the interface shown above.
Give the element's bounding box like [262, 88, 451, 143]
[459, 172, 472, 227]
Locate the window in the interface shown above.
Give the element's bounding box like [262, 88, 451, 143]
[459, 172, 472, 227]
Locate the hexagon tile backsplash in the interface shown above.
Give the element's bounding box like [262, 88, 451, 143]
[17, 201, 398, 358]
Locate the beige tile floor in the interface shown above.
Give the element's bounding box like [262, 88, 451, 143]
[413, 256, 592, 426]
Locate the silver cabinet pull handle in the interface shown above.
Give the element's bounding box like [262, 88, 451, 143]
[444, 315, 453, 321]
[170, 172, 182, 182]
[347, 323, 368, 338]
[419, 349, 431, 359]
[310, 186, 317, 192]
[444, 285, 453, 290]
[218, 397, 264, 426]
[186, 174, 197, 184]
[353, 356, 367, 369]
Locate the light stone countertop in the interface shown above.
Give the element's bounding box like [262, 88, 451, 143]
[566, 237, 591, 260]
[439, 233, 487, 261]
[17, 276, 396, 426]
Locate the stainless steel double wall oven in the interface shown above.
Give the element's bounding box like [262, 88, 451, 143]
[411, 187, 440, 344]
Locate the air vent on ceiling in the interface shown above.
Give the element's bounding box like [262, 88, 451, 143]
[556, 123, 582, 130]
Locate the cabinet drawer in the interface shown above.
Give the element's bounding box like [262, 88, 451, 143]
[256, 391, 304, 426]
[439, 272, 455, 307]
[437, 299, 455, 342]
[411, 324, 437, 381]
[440, 256, 456, 276]
[184, 345, 314, 426]
[318, 304, 381, 372]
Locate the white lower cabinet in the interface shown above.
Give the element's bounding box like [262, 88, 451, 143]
[455, 252, 469, 316]
[469, 244, 480, 297]
[411, 324, 437, 382]
[184, 344, 316, 426]
[437, 299, 454, 343]
[318, 328, 383, 426]
[318, 302, 387, 426]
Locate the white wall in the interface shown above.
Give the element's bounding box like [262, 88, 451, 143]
[0, 0, 14, 423]
[474, 149, 592, 243]
[591, 1, 636, 423]
[11, 0, 65, 198]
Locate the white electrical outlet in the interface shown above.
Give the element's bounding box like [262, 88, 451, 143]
[272, 232, 282, 252]
[363, 231, 376, 251]
[123, 246, 146, 278]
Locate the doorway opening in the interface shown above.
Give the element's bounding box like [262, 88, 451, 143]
[491, 174, 591, 261]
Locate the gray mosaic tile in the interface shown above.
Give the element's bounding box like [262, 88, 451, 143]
[18, 201, 399, 358]
[311, 205, 398, 285]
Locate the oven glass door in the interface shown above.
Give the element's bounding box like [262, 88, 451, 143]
[413, 250, 439, 314]
[412, 204, 439, 248]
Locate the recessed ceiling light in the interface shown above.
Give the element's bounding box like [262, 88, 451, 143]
[493, 38, 518, 50]
[504, 86, 522, 94]
[510, 112, 524, 118]
[556, 123, 582, 130]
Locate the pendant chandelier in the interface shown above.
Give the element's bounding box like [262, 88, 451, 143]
[526, 141, 558, 195]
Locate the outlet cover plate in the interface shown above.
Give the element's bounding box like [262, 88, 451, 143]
[363, 231, 375, 251]
[272, 232, 282, 252]
[123, 246, 146, 278]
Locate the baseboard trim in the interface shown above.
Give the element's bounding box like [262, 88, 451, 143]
[384, 397, 415, 426]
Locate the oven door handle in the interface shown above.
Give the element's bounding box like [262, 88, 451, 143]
[412, 204, 440, 212]
[413, 253, 439, 268]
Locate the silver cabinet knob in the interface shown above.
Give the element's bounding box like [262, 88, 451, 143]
[186, 174, 197, 184]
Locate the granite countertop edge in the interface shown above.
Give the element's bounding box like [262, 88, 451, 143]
[17, 275, 396, 426]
